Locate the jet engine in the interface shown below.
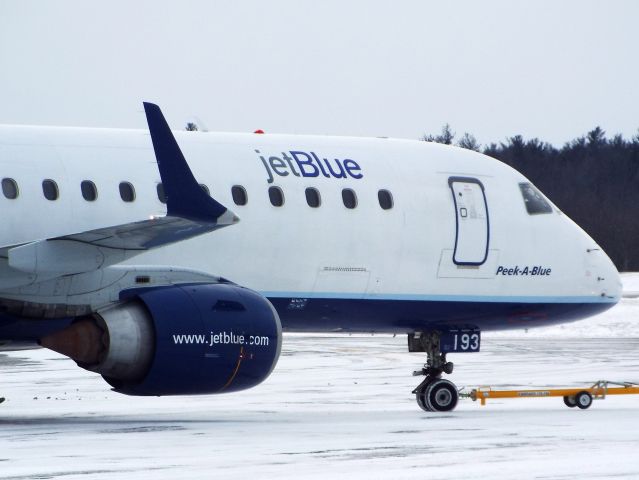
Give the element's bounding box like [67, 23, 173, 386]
[40, 283, 282, 395]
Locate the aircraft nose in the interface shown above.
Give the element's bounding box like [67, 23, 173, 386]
[607, 261, 622, 300]
[590, 248, 622, 301]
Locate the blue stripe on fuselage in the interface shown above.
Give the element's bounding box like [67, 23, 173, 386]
[260, 291, 616, 304]
[267, 296, 616, 333]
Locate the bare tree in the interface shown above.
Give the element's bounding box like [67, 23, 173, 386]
[457, 132, 480, 151]
[422, 124, 455, 145]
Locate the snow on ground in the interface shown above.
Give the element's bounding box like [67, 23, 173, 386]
[0, 275, 638, 479]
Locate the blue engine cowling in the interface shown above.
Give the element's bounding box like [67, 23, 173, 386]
[97, 283, 282, 396]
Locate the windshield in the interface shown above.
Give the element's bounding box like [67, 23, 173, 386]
[519, 182, 553, 215]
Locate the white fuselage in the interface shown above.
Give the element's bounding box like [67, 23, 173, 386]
[0, 125, 621, 332]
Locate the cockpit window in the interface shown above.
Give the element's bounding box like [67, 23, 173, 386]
[519, 182, 552, 215]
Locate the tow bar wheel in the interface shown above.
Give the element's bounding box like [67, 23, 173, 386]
[576, 391, 593, 409]
[563, 395, 578, 408]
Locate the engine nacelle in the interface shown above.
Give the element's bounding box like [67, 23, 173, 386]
[41, 283, 282, 396]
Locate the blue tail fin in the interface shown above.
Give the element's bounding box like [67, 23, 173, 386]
[143, 102, 232, 223]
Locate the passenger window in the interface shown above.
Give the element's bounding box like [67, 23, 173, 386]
[342, 188, 357, 209]
[305, 187, 321, 208]
[42, 179, 59, 201]
[232, 185, 248, 206]
[200, 184, 210, 196]
[2, 178, 18, 199]
[268, 186, 284, 207]
[156, 183, 166, 204]
[378, 189, 393, 210]
[119, 182, 135, 202]
[81, 180, 97, 201]
[519, 183, 552, 214]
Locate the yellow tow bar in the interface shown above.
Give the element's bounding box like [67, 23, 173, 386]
[461, 380, 639, 409]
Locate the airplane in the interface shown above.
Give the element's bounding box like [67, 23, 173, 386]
[0, 103, 621, 412]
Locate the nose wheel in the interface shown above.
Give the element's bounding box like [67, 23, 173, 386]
[415, 378, 459, 412]
[409, 331, 459, 412]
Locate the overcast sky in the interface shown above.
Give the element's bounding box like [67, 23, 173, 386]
[1, 0, 637, 146]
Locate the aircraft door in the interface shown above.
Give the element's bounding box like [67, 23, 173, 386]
[448, 177, 489, 265]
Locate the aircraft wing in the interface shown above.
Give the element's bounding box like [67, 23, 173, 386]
[6, 102, 238, 277]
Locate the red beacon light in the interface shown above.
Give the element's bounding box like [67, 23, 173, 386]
[254, 129, 265, 134]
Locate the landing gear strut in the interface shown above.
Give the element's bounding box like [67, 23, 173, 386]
[409, 332, 458, 412]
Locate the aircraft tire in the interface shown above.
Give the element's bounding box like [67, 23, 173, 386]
[425, 378, 458, 412]
[416, 390, 432, 412]
[416, 381, 433, 412]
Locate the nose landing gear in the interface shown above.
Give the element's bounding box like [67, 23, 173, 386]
[409, 331, 459, 412]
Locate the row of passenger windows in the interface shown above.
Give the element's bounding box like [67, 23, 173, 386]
[1, 178, 136, 202]
[262, 186, 394, 210]
[1, 177, 395, 210]
[161, 183, 394, 210]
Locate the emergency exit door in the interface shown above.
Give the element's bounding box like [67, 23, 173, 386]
[448, 177, 489, 265]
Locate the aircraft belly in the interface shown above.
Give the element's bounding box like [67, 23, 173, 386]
[271, 297, 615, 334]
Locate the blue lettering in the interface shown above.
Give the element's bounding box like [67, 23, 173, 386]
[290, 151, 319, 178]
[531, 266, 552, 276]
[496, 265, 552, 277]
[343, 159, 363, 179]
[323, 158, 347, 178]
[311, 152, 330, 178]
[259, 149, 363, 182]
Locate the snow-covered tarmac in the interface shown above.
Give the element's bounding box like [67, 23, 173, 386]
[1, 279, 639, 479]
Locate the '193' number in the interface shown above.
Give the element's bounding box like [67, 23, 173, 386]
[453, 333, 480, 351]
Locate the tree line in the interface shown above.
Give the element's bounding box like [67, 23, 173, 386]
[422, 125, 639, 271]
